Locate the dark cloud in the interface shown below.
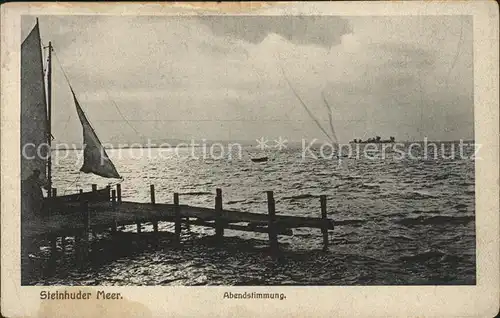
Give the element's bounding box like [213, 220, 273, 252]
[22, 14, 472, 143]
[198, 16, 352, 49]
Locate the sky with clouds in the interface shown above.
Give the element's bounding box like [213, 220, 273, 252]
[22, 13, 473, 144]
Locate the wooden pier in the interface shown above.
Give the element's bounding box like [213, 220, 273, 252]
[22, 185, 335, 263]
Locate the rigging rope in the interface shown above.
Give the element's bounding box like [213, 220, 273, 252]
[51, 49, 72, 89]
[63, 172, 81, 195]
[319, 47, 339, 145]
[445, 18, 464, 88]
[277, 62, 335, 145]
[103, 88, 145, 140]
[321, 91, 339, 144]
[52, 47, 124, 186]
[49, 50, 73, 133]
[275, 52, 343, 163]
[53, 47, 146, 143]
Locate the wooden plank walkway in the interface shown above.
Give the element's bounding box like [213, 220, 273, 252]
[23, 201, 333, 236]
[22, 185, 335, 261]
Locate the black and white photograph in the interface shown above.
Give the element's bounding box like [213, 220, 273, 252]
[2, 2, 499, 317]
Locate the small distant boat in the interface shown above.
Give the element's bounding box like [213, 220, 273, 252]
[251, 156, 268, 163]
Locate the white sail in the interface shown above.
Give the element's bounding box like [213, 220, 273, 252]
[21, 21, 48, 181]
[71, 89, 121, 179]
[21, 18, 121, 183]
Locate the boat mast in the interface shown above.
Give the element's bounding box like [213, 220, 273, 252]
[46, 41, 53, 196]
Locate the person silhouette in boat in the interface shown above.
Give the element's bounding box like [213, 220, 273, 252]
[21, 169, 48, 219]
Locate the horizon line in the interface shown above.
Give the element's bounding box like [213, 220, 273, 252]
[50, 138, 476, 150]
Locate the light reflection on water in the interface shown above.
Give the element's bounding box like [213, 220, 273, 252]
[25, 144, 475, 285]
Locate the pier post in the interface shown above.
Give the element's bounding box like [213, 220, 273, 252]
[82, 199, 89, 243]
[73, 232, 82, 268]
[92, 184, 97, 192]
[110, 190, 117, 232]
[147, 184, 156, 234]
[320, 195, 329, 252]
[117, 184, 122, 203]
[78, 200, 90, 267]
[74, 235, 80, 260]
[51, 188, 57, 197]
[50, 235, 57, 258]
[79, 189, 83, 194]
[174, 193, 181, 243]
[136, 222, 142, 233]
[46, 234, 58, 274]
[215, 188, 224, 242]
[150, 185, 155, 204]
[266, 191, 279, 258]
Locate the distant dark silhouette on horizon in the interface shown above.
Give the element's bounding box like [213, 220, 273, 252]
[351, 136, 396, 144]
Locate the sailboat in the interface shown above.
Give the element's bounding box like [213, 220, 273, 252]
[21, 18, 121, 211]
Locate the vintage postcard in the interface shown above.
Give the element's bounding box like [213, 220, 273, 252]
[1, 1, 499, 317]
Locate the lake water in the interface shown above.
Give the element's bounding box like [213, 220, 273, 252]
[24, 142, 476, 285]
